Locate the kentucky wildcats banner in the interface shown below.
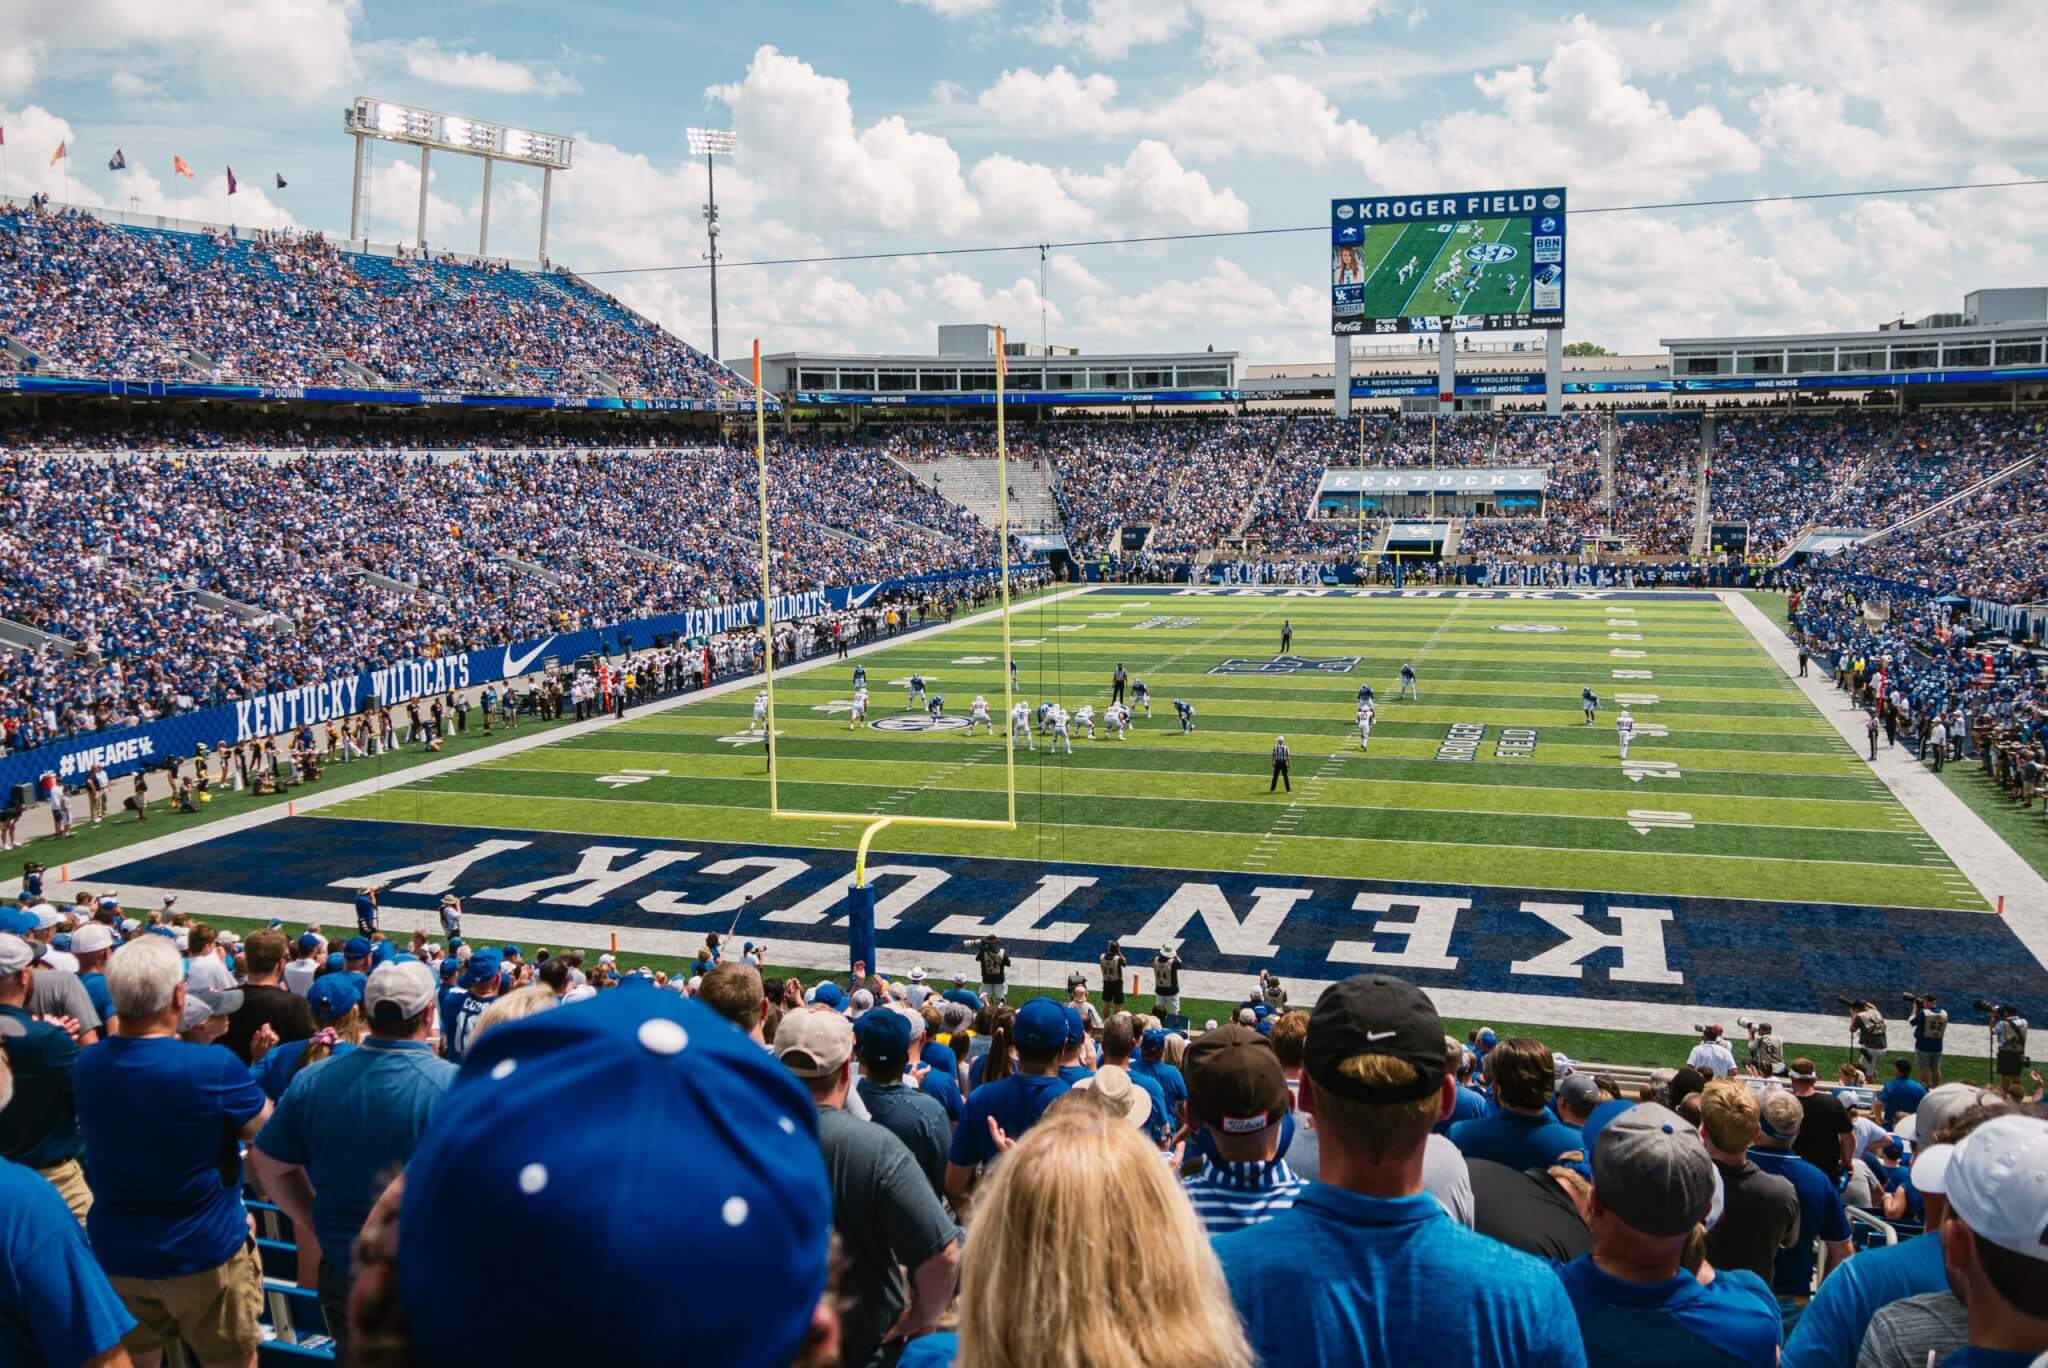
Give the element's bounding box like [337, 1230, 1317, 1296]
[1, 566, 1013, 795]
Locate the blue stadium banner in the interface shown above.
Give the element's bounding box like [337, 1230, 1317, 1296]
[792, 389, 1238, 407]
[0, 565, 1024, 795]
[1330, 186, 1566, 337]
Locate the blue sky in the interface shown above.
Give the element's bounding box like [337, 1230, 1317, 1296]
[5, 0, 2047, 364]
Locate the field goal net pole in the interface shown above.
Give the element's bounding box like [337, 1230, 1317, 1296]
[751, 336, 1019, 978]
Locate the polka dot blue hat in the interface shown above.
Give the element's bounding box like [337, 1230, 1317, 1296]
[398, 991, 831, 1367]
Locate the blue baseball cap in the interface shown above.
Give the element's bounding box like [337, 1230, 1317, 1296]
[397, 992, 830, 1368]
[296, 932, 323, 953]
[811, 982, 845, 1010]
[326, 952, 345, 970]
[921, 1039, 957, 1078]
[1571, 1098, 1638, 1178]
[370, 940, 397, 966]
[440, 957, 462, 980]
[0, 906, 36, 936]
[502, 944, 522, 959]
[1015, 997, 1068, 1052]
[1063, 1005, 1087, 1047]
[853, 1008, 912, 1070]
[461, 952, 502, 988]
[306, 975, 362, 1022]
[1141, 1027, 1168, 1055]
[343, 936, 373, 960]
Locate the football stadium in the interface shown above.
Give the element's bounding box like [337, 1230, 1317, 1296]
[3, 8, 2048, 1368]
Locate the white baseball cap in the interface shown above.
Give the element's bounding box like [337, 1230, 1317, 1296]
[1944, 1115, 2048, 1263]
[1910, 1143, 1956, 1196]
[69, 923, 114, 955]
[364, 961, 437, 1023]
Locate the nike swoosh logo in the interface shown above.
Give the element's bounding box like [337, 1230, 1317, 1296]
[1365, 1030, 1398, 1042]
[501, 635, 557, 678]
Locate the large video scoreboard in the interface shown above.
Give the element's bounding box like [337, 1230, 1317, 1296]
[1330, 187, 1566, 336]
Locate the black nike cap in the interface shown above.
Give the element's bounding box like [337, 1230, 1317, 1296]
[1304, 974, 1447, 1104]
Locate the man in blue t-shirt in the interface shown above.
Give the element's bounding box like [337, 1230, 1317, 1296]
[0, 934, 89, 1223]
[444, 951, 501, 1063]
[1558, 1099, 1782, 1366]
[1131, 1027, 1188, 1131]
[354, 884, 380, 934]
[74, 936, 272, 1365]
[1751, 1091, 1854, 1298]
[0, 1049, 136, 1368]
[944, 996, 1071, 1205]
[251, 960, 457, 1361]
[1212, 973, 1587, 1367]
[1878, 1059, 1928, 1127]
[1434, 1041, 1489, 1135]
[1447, 1036, 1583, 1170]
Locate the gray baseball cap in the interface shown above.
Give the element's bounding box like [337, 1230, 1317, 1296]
[1591, 1102, 1717, 1238]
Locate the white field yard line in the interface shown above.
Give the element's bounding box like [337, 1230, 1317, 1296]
[1720, 591, 2045, 941]
[462, 762, 1930, 838]
[6, 586, 1097, 896]
[109, 877, 1997, 1057]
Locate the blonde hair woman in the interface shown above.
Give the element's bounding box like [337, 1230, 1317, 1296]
[469, 984, 561, 1043]
[911, 1100, 1251, 1368]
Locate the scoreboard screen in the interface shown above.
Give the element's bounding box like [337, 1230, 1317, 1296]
[1330, 187, 1566, 336]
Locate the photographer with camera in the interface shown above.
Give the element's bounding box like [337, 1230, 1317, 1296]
[1685, 1023, 1737, 1078]
[1906, 991, 1948, 1087]
[1986, 1001, 2029, 1096]
[1738, 1017, 1784, 1078]
[1842, 998, 1887, 1080]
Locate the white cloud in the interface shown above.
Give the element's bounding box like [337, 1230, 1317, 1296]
[1184, 0, 1398, 46]
[106, 70, 161, 101]
[397, 40, 582, 98]
[977, 66, 1124, 134]
[1024, 0, 1193, 61]
[2, 0, 361, 105]
[897, 0, 996, 14]
[1058, 139, 1249, 232]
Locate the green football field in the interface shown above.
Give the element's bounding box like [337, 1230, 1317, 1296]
[1351, 216, 1534, 321]
[325, 589, 1983, 914]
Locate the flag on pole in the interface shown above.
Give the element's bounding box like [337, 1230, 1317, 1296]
[226, 166, 238, 195]
[173, 155, 194, 179]
[49, 140, 66, 165]
[0, 127, 7, 147]
[108, 148, 126, 171]
[275, 173, 287, 189]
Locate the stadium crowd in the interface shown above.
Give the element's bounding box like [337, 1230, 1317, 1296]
[0, 439, 1007, 746]
[0, 206, 738, 401]
[2, 899, 2044, 1368]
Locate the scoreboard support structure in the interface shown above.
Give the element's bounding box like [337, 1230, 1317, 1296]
[1545, 328, 1563, 416]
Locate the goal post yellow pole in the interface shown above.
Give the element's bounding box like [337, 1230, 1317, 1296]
[995, 325, 1016, 827]
[753, 340, 778, 811]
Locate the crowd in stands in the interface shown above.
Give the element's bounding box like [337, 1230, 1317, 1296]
[3, 895, 2044, 1368]
[1828, 452, 2048, 605]
[0, 434, 1006, 745]
[0, 205, 739, 400]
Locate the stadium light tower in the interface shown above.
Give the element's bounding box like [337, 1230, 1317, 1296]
[343, 97, 574, 260]
[687, 127, 737, 360]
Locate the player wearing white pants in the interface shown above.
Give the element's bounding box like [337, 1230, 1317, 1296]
[1617, 710, 1635, 759]
[906, 675, 927, 710]
[848, 687, 869, 729]
[1011, 702, 1035, 752]
[1075, 704, 1096, 740]
[1358, 701, 1375, 752]
[968, 695, 992, 735]
[1051, 706, 1074, 755]
[750, 690, 768, 734]
[1398, 664, 1418, 701]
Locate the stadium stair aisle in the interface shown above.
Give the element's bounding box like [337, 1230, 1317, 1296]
[1719, 590, 2048, 968]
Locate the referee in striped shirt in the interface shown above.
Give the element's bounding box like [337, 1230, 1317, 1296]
[1269, 735, 1291, 792]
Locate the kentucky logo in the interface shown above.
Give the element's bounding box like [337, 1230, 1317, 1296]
[1208, 656, 1361, 676]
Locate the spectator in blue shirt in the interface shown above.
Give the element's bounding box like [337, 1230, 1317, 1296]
[1435, 1037, 1490, 1134]
[1212, 973, 1587, 1367]
[253, 974, 366, 1101]
[1879, 1059, 1928, 1127]
[1752, 1090, 1854, 1302]
[70, 921, 117, 1033]
[74, 935, 272, 1367]
[1448, 1036, 1585, 1170]
[1131, 1026, 1189, 1130]
[1780, 1091, 2014, 1368]
[0, 933, 89, 1224]
[917, 1038, 964, 1123]
[1558, 1099, 1782, 1366]
[0, 1050, 137, 1368]
[945, 997, 1072, 1204]
[353, 885, 380, 934]
[1181, 1024, 1307, 1235]
[250, 959, 456, 1361]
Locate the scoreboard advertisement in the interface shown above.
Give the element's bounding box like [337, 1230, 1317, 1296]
[1331, 187, 1566, 335]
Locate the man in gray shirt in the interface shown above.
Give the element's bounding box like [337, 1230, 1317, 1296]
[776, 1006, 959, 1368]
[852, 1006, 952, 1202]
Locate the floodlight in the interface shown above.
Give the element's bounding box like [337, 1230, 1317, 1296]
[345, 96, 575, 258]
[687, 127, 738, 156]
